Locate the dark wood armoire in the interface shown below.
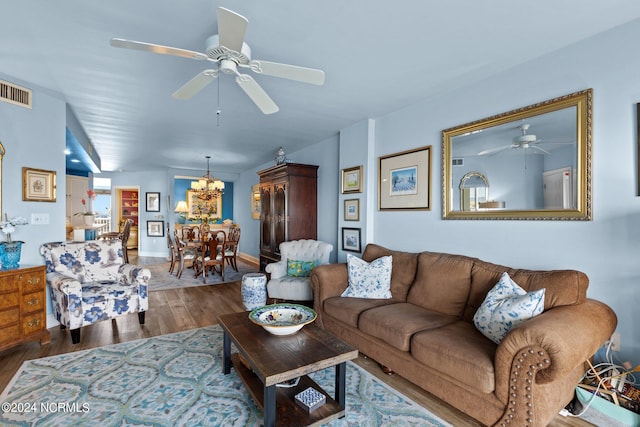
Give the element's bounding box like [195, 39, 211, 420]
[257, 163, 318, 270]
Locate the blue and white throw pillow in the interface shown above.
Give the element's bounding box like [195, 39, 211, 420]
[473, 272, 545, 344]
[341, 254, 392, 299]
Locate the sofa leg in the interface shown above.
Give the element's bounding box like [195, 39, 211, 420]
[138, 312, 146, 325]
[381, 364, 394, 375]
[70, 329, 80, 344]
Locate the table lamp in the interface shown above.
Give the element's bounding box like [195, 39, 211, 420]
[174, 200, 189, 224]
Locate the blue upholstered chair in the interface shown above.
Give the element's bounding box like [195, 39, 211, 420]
[40, 239, 150, 344]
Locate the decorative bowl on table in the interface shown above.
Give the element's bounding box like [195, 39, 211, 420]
[249, 303, 317, 336]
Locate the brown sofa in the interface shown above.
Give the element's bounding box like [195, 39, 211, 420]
[310, 244, 617, 427]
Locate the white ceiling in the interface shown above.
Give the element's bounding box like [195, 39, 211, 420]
[3, 1, 640, 174]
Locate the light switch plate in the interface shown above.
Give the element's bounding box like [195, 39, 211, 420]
[31, 213, 50, 225]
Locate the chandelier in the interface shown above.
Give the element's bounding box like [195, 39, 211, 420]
[191, 156, 225, 201]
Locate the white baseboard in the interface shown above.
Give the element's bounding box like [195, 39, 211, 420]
[239, 252, 259, 266]
[137, 251, 168, 258]
[46, 314, 60, 329]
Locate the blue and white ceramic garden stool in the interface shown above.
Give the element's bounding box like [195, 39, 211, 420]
[241, 273, 267, 311]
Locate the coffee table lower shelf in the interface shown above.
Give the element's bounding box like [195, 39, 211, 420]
[230, 353, 345, 427]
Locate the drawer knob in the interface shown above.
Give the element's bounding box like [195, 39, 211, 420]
[27, 298, 40, 306]
[27, 319, 41, 328]
[27, 277, 41, 285]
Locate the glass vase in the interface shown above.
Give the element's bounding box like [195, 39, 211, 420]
[0, 241, 23, 269]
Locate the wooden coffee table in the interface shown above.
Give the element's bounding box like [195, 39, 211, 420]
[218, 311, 358, 427]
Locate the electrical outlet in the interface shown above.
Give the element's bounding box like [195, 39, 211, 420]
[610, 332, 621, 352]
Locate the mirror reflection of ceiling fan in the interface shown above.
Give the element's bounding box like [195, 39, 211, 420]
[110, 7, 325, 114]
[477, 124, 573, 156]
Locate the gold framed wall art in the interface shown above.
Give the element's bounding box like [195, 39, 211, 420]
[22, 167, 56, 202]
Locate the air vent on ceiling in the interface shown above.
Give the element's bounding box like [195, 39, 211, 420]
[0, 80, 32, 109]
[452, 158, 464, 166]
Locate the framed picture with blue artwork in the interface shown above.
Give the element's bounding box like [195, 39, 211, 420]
[378, 145, 431, 210]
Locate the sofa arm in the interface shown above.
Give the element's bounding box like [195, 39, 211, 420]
[46, 272, 82, 295]
[310, 263, 348, 305]
[265, 260, 287, 279]
[493, 299, 617, 424]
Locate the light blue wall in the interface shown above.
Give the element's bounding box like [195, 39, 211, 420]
[235, 137, 340, 264]
[95, 170, 169, 257]
[0, 74, 67, 325]
[365, 20, 640, 365]
[240, 18, 640, 365]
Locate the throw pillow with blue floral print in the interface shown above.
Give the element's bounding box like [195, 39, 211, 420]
[473, 272, 545, 344]
[341, 254, 392, 299]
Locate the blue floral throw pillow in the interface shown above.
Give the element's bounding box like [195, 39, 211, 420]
[287, 259, 318, 277]
[473, 272, 545, 344]
[341, 254, 392, 299]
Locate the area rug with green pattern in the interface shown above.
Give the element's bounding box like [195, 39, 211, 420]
[0, 326, 451, 427]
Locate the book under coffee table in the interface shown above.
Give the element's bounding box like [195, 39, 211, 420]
[218, 311, 358, 427]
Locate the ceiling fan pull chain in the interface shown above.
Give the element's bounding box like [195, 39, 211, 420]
[216, 75, 221, 127]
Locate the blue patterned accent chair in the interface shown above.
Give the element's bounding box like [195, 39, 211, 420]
[40, 240, 150, 344]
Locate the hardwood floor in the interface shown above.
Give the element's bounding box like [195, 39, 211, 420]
[0, 258, 595, 426]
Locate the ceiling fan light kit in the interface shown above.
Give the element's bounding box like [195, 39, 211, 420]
[110, 7, 325, 114]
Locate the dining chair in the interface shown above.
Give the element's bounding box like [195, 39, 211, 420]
[166, 233, 180, 275]
[223, 224, 241, 272]
[175, 225, 196, 243]
[99, 219, 133, 263]
[174, 230, 197, 279]
[194, 230, 225, 283]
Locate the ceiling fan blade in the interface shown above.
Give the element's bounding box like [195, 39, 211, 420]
[529, 146, 551, 155]
[235, 74, 279, 114]
[110, 38, 208, 60]
[478, 145, 510, 156]
[217, 7, 248, 53]
[172, 69, 219, 100]
[248, 60, 325, 85]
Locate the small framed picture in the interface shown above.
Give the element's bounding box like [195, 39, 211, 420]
[378, 146, 431, 210]
[344, 199, 360, 221]
[22, 167, 57, 202]
[341, 165, 363, 193]
[147, 220, 164, 237]
[342, 227, 361, 253]
[146, 192, 160, 212]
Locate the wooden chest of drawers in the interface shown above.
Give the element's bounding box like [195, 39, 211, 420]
[0, 265, 50, 352]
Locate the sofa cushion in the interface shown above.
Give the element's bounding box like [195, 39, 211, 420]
[463, 259, 587, 322]
[473, 272, 545, 344]
[407, 252, 473, 317]
[323, 296, 396, 327]
[82, 281, 138, 304]
[342, 254, 392, 299]
[359, 303, 458, 351]
[362, 244, 418, 301]
[411, 320, 497, 393]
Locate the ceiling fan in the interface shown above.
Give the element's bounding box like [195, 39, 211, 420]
[477, 124, 571, 156]
[110, 7, 325, 114]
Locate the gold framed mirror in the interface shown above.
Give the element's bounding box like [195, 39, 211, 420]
[442, 89, 592, 220]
